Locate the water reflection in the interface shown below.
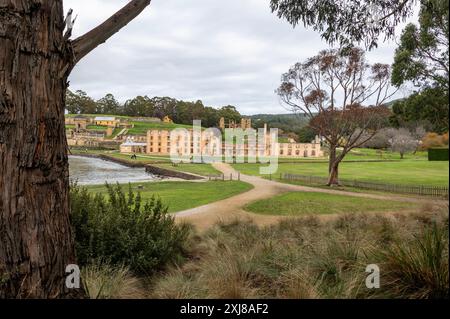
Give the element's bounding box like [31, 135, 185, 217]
[69, 155, 158, 185]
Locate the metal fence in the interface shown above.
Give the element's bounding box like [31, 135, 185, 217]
[281, 173, 449, 198]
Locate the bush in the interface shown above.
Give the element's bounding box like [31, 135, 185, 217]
[428, 148, 449, 161]
[421, 132, 449, 150]
[70, 183, 190, 274]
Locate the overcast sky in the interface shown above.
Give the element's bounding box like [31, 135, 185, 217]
[64, 0, 418, 115]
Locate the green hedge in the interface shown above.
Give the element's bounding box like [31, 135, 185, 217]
[428, 148, 449, 161]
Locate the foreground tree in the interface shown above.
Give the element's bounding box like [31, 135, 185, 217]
[0, 0, 152, 298]
[391, 1, 449, 133]
[277, 48, 393, 185]
[270, 0, 447, 49]
[270, 0, 418, 48]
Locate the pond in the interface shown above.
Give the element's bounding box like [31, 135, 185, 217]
[69, 155, 159, 185]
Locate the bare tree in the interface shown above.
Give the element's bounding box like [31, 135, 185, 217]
[277, 48, 395, 186]
[388, 128, 421, 159]
[1, 0, 152, 298]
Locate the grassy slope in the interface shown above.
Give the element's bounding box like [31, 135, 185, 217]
[87, 181, 253, 213]
[245, 192, 416, 216]
[126, 121, 192, 135]
[66, 114, 193, 135]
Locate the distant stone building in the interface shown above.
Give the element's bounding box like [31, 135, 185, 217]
[120, 137, 147, 154]
[119, 126, 323, 159]
[94, 116, 120, 127]
[163, 116, 173, 124]
[67, 131, 105, 147]
[219, 117, 252, 130]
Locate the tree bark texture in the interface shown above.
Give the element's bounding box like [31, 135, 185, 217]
[0, 0, 77, 298]
[0, 0, 152, 299]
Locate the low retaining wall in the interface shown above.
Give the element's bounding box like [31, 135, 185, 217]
[145, 165, 203, 180]
[70, 153, 146, 168]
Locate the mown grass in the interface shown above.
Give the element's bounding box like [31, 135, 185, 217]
[152, 163, 221, 177]
[147, 209, 449, 299]
[86, 181, 253, 213]
[105, 152, 173, 163]
[244, 192, 417, 216]
[233, 160, 449, 187]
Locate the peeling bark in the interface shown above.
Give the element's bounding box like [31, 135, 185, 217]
[0, 0, 152, 298]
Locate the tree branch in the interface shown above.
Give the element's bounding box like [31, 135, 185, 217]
[71, 0, 152, 63]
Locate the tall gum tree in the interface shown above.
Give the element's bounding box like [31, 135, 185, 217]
[0, 0, 152, 298]
[277, 48, 394, 186]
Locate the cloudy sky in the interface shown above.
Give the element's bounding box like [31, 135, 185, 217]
[64, 0, 417, 115]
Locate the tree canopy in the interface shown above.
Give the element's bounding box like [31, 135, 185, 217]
[65, 90, 243, 128]
[390, 0, 449, 133]
[270, 0, 419, 48]
[277, 47, 393, 185]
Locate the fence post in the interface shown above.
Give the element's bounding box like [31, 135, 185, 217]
[230, 173, 232, 181]
[222, 174, 225, 181]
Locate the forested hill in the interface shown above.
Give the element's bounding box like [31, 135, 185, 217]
[249, 113, 309, 131]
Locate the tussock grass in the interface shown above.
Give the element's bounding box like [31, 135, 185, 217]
[148, 209, 449, 299]
[82, 262, 146, 299]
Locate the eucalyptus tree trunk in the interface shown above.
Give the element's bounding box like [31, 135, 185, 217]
[0, 0, 151, 298]
[327, 145, 340, 186]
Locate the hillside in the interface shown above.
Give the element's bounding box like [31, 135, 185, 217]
[249, 113, 310, 133]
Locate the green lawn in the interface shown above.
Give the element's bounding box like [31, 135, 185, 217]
[87, 181, 253, 213]
[107, 152, 173, 163]
[244, 192, 417, 216]
[152, 163, 221, 177]
[233, 159, 448, 187]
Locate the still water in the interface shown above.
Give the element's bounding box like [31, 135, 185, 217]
[69, 156, 158, 185]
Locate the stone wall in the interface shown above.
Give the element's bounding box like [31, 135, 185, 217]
[145, 165, 203, 180]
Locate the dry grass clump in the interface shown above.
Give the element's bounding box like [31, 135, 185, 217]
[82, 261, 147, 299]
[148, 209, 448, 299]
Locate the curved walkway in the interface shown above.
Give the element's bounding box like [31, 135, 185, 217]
[175, 163, 443, 230]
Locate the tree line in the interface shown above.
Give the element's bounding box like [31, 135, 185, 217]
[66, 90, 243, 127]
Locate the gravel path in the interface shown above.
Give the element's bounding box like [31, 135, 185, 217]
[175, 163, 443, 230]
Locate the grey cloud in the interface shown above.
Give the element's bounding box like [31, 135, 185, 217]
[65, 0, 417, 115]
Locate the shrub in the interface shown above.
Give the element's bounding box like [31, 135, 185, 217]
[421, 132, 449, 150]
[428, 148, 449, 161]
[70, 183, 190, 274]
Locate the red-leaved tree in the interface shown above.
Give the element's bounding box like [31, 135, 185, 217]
[277, 48, 395, 185]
